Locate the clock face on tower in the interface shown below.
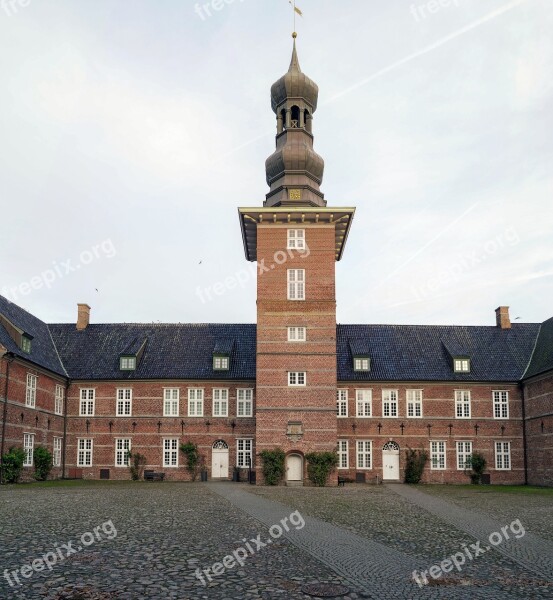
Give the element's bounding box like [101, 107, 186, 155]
[289, 189, 302, 201]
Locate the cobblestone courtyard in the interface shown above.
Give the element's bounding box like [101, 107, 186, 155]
[0, 482, 552, 599]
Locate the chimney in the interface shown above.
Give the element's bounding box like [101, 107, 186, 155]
[495, 306, 511, 330]
[76, 304, 91, 331]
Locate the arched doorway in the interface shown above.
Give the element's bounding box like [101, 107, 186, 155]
[286, 453, 303, 484]
[382, 441, 400, 481]
[212, 440, 229, 479]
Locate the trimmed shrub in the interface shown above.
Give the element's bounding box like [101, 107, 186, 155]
[305, 451, 338, 487]
[128, 452, 147, 481]
[259, 449, 286, 485]
[404, 448, 428, 484]
[33, 446, 53, 481]
[468, 452, 487, 484]
[180, 441, 202, 481]
[1, 447, 26, 484]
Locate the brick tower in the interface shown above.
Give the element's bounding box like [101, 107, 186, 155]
[239, 35, 355, 485]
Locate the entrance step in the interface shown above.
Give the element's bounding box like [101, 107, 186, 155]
[286, 481, 304, 487]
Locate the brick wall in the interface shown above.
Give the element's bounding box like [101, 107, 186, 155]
[524, 372, 553, 486]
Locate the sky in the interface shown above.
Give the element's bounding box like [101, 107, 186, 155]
[0, 0, 551, 327]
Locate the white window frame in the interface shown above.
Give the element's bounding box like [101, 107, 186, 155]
[237, 439, 252, 468]
[456, 441, 473, 470]
[53, 437, 62, 467]
[77, 439, 93, 467]
[337, 389, 348, 417]
[430, 441, 446, 470]
[163, 388, 180, 417]
[356, 389, 372, 417]
[54, 384, 64, 416]
[337, 440, 349, 469]
[354, 357, 370, 371]
[288, 371, 306, 387]
[116, 388, 133, 417]
[212, 388, 229, 417]
[23, 433, 34, 467]
[287, 229, 306, 250]
[79, 389, 95, 416]
[382, 389, 398, 418]
[455, 390, 471, 419]
[357, 440, 372, 470]
[493, 391, 509, 419]
[120, 356, 136, 371]
[115, 438, 131, 467]
[163, 438, 179, 468]
[287, 326, 306, 342]
[287, 269, 305, 301]
[237, 388, 253, 417]
[406, 389, 423, 418]
[454, 358, 470, 372]
[495, 441, 511, 470]
[187, 388, 204, 417]
[25, 374, 37, 408]
[213, 355, 229, 370]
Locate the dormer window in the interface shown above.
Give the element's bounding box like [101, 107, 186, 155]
[354, 356, 370, 372]
[454, 358, 470, 373]
[120, 356, 136, 371]
[213, 355, 229, 371]
[21, 335, 32, 354]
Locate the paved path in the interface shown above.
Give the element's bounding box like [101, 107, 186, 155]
[209, 483, 526, 600]
[386, 484, 553, 582]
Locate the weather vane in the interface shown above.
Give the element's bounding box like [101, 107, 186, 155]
[288, 0, 303, 37]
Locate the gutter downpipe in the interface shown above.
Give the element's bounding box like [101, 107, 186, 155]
[0, 353, 14, 484]
[521, 381, 528, 486]
[61, 379, 70, 479]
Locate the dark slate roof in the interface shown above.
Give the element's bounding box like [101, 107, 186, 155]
[48, 323, 256, 381]
[524, 317, 553, 379]
[0, 295, 66, 377]
[337, 324, 542, 382]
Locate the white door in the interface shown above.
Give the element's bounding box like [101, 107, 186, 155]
[287, 454, 303, 481]
[382, 441, 400, 481]
[212, 441, 229, 478]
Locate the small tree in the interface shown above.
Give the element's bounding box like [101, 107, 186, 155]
[33, 446, 53, 481]
[180, 441, 202, 481]
[305, 451, 338, 487]
[468, 452, 487, 484]
[259, 449, 286, 486]
[404, 448, 428, 484]
[128, 451, 147, 481]
[1, 447, 26, 484]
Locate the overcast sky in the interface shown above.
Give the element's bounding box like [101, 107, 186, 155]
[1, 0, 551, 327]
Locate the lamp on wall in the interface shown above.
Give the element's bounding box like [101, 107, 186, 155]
[109, 421, 114, 433]
[448, 424, 453, 436]
[181, 420, 186, 434]
[230, 419, 236, 431]
[377, 422, 382, 434]
[427, 423, 432, 437]
[132, 422, 137, 432]
[157, 421, 162, 433]
[205, 419, 212, 431]
[86, 420, 90, 434]
[474, 423, 479, 436]
[500, 425, 505, 437]
[400, 422, 405, 435]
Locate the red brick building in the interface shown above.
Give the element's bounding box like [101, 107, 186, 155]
[1, 40, 552, 486]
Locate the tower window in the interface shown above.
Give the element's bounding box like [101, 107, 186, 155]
[287, 269, 305, 301]
[290, 105, 300, 128]
[287, 229, 305, 250]
[288, 372, 306, 386]
[288, 326, 306, 342]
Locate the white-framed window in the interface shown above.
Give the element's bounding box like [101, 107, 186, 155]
[455, 390, 471, 419]
[188, 388, 204, 417]
[79, 389, 95, 416]
[357, 440, 372, 469]
[23, 433, 34, 467]
[212, 389, 229, 417]
[120, 356, 136, 371]
[287, 269, 305, 301]
[163, 388, 180, 417]
[287, 229, 306, 250]
[456, 441, 473, 470]
[237, 439, 253, 468]
[213, 355, 229, 370]
[430, 441, 446, 470]
[337, 389, 348, 417]
[495, 441, 511, 470]
[25, 374, 37, 408]
[116, 388, 132, 416]
[77, 439, 93, 467]
[382, 389, 398, 418]
[288, 371, 306, 386]
[53, 437, 62, 467]
[454, 358, 470, 372]
[406, 389, 423, 418]
[493, 391, 509, 419]
[163, 438, 179, 467]
[237, 388, 253, 417]
[337, 440, 349, 469]
[54, 384, 64, 415]
[115, 438, 131, 467]
[354, 357, 370, 371]
[356, 389, 372, 417]
[288, 326, 306, 342]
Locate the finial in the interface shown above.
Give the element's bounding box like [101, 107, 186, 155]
[292, 32, 297, 39]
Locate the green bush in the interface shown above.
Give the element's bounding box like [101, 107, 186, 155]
[180, 441, 202, 481]
[128, 451, 147, 481]
[468, 452, 487, 484]
[305, 451, 338, 487]
[1, 447, 26, 484]
[404, 448, 428, 484]
[259, 449, 286, 485]
[33, 446, 53, 481]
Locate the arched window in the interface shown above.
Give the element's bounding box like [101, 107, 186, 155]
[281, 108, 287, 131]
[305, 109, 312, 133]
[382, 441, 400, 452]
[291, 106, 300, 128]
[213, 440, 229, 450]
